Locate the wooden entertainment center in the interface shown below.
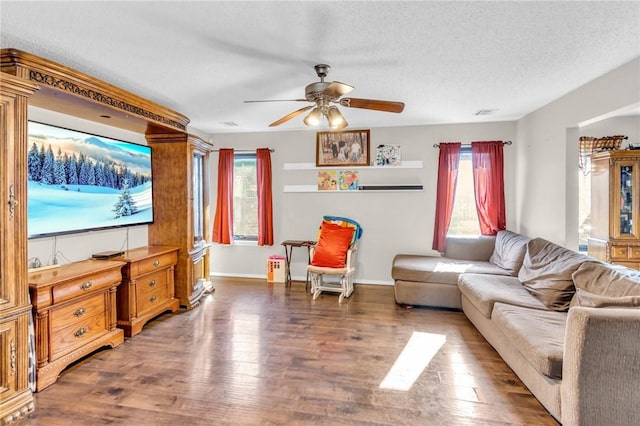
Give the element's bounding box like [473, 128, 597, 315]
[0, 49, 213, 423]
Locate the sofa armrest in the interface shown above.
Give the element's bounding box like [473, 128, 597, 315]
[562, 306, 640, 426]
[443, 235, 496, 261]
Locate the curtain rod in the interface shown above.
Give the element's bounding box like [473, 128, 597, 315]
[432, 140, 512, 148]
[212, 148, 275, 153]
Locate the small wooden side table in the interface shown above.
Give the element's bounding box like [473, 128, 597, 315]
[281, 240, 316, 288]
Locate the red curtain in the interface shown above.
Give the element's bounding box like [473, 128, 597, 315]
[256, 148, 273, 246]
[471, 141, 506, 235]
[212, 148, 234, 244]
[432, 142, 461, 252]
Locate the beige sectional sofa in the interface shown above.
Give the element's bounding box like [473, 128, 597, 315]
[391, 231, 640, 425]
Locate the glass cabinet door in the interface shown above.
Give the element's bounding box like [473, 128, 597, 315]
[192, 152, 205, 244]
[620, 166, 633, 234]
[615, 162, 639, 239]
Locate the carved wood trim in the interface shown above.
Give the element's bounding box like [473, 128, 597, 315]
[1, 49, 190, 134]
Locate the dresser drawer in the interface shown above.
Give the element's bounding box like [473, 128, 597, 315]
[52, 268, 121, 304]
[50, 311, 107, 360]
[136, 269, 168, 296]
[128, 251, 178, 278]
[137, 283, 169, 315]
[629, 247, 640, 260]
[610, 246, 630, 260]
[50, 293, 105, 334]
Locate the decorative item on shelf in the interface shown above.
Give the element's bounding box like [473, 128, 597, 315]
[339, 170, 359, 190]
[317, 170, 338, 190]
[375, 144, 401, 166]
[316, 129, 370, 167]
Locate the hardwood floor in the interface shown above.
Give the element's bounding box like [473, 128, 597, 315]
[26, 278, 558, 425]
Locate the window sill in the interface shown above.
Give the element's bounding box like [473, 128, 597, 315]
[232, 239, 258, 246]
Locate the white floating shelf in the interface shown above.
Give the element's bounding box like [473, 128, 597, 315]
[283, 185, 423, 193]
[283, 161, 423, 170]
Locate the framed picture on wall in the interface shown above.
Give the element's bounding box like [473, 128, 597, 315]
[316, 129, 370, 167]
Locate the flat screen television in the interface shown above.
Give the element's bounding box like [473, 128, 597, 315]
[27, 121, 154, 239]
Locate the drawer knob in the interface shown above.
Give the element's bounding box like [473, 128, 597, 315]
[80, 281, 92, 291]
[150, 295, 157, 303]
[74, 307, 86, 317]
[153, 260, 160, 267]
[149, 280, 157, 287]
[74, 327, 88, 338]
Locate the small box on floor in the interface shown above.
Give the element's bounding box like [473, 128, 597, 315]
[267, 255, 286, 283]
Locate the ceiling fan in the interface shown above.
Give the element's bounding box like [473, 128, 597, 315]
[244, 64, 405, 129]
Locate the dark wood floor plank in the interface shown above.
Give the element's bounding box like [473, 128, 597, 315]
[25, 279, 558, 425]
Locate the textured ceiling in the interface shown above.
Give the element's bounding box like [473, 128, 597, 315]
[1, 1, 639, 136]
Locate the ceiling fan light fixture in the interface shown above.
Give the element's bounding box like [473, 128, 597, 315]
[303, 107, 322, 126]
[330, 117, 348, 130]
[327, 106, 346, 129]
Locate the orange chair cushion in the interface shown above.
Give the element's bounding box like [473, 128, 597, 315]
[311, 222, 355, 268]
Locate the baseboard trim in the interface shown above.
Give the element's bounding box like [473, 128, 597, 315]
[210, 272, 393, 286]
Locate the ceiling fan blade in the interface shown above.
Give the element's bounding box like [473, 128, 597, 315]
[244, 99, 307, 103]
[339, 98, 405, 113]
[268, 106, 313, 127]
[323, 81, 355, 99]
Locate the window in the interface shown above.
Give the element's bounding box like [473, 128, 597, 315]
[578, 170, 591, 251]
[233, 153, 258, 241]
[448, 148, 481, 236]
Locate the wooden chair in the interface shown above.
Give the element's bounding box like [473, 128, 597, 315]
[307, 216, 362, 303]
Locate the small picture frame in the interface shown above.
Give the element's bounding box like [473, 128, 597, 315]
[317, 170, 338, 191]
[375, 144, 401, 166]
[316, 129, 370, 167]
[338, 170, 359, 190]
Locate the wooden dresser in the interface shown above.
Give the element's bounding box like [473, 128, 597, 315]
[28, 260, 125, 391]
[109, 246, 180, 337]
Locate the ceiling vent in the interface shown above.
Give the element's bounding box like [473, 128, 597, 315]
[474, 109, 498, 116]
[222, 121, 239, 127]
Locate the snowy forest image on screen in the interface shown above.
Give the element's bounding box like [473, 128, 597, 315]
[27, 121, 153, 238]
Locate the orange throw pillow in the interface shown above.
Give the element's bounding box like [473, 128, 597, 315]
[311, 222, 355, 268]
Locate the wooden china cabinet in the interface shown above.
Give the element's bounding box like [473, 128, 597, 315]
[0, 74, 38, 424]
[147, 133, 213, 309]
[588, 150, 640, 270]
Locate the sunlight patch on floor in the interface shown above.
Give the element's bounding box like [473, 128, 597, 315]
[379, 331, 446, 391]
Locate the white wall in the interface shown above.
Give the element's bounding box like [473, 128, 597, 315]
[209, 121, 516, 284]
[579, 115, 640, 143]
[27, 57, 638, 280]
[27, 107, 149, 267]
[514, 57, 640, 247]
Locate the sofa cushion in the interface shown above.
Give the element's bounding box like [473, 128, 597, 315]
[492, 302, 566, 379]
[576, 288, 640, 308]
[457, 273, 547, 318]
[518, 238, 592, 311]
[489, 230, 530, 276]
[392, 255, 510, 286]
[443, 235, 496, 261]
[572, 261, 640, 296]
